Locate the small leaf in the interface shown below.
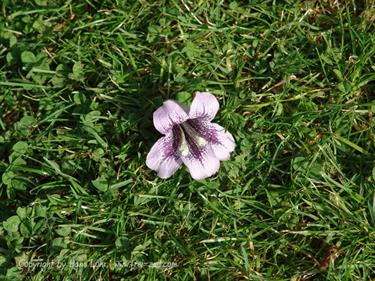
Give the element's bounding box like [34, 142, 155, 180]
[12, 179, 27, 191]
[6, 52, 14, 63]
[16, 207, 29, 220]
[35, 0, 47, 6]
[15, 115, 36, 137]
[73, 92, 87, 105]
[21, 51, 36, 64]
[32, 16, 46, 33]
[33, 219, 47, 234]
[333, 69, 343, 81]
[3, 216, 21, 233]
[14, 252, 28, 268]
[115, 236, 130, 252]
[69, 61, 84, 81]
[19, 220, 32, 237]
[229, 1, 238, 10]
[9, 34, 17, 47]
[2, 171, 15, 186]
[183, 41, 198, 58]
[274, 102, 283, 116]
[34, 206, 47, 218]
[83, 111, 101, 123]
[73, 62, 83, 75]
[320, 54, 333, 65]
[52, 237, 67, 249]
[12, 141, 29, 154]
[43, 158, 61, 174]
[55, 226, 71, 237]
[51, 75, 65, 87]
[51, 64, 67, 87]
[292, 156, 307, 171]
[0, 255, 6, 267]
[12, 157, 27, 166]
[6, 267, 23, 280]
[92, 148, 105, 161]
[92, 176, 108, 192]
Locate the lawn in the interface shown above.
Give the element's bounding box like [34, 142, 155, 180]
[0, 0, 374, 280]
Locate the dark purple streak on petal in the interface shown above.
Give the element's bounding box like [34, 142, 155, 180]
[186, 119, 219, 144]
[146, 132, 182, 179]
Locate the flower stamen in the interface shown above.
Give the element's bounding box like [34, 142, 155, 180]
[177, 126, 190, 157]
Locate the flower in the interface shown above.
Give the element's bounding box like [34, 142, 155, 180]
[146, 92, 235, 180]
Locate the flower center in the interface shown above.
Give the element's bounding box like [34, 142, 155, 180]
[174, 121, 207, 158]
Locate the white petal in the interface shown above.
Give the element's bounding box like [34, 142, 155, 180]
[146, 134, 182, 179]
[181, 145, 220, 180]
[153, 100, 189, 134]
[189, 92, 219, 121]
[209, 123, 236, 160]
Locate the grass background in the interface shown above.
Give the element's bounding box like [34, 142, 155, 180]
[0, 0, 374, 280]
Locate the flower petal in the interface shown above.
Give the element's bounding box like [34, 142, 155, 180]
[208, 123, 236, 160]
[185, 120, 235, 161]
[146, 134, 182, 178]
[181, 145, 220, 180]
[189, 92, 219, 121]
[153, 100, 189, 134]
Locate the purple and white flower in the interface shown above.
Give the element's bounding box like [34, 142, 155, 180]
[146, 92, 235, 180]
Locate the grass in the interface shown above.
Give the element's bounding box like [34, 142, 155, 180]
[0, 0, 374, 280]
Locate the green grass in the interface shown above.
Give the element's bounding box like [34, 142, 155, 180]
[0, 0, 374, 280]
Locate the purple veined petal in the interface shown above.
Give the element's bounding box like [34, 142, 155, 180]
[181, 144, 220, 180]
[153, 100, 189, 134]
[185, 120, 235, 161]
[208, 123, 236, 160]
[189, 92, 219, 121]
[146, 133, 182, 179]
